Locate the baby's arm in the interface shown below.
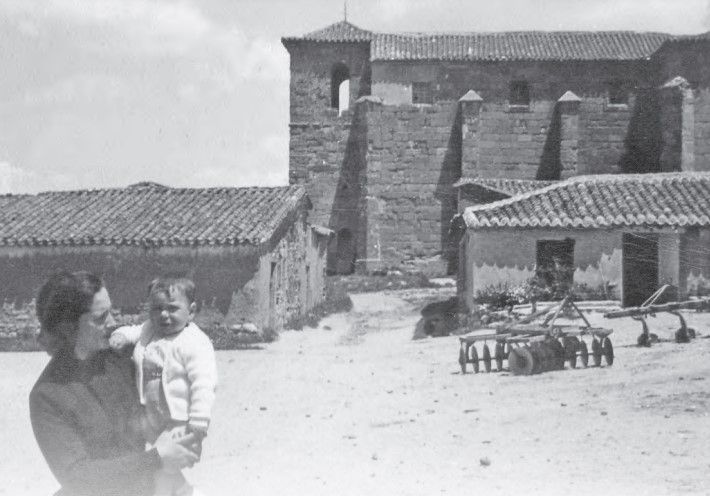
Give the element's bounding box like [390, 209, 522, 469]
[180, 328, 218, 435]
[109, 324, 143, 351]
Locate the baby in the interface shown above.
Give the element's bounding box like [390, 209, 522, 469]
[111, 277, 217, 496]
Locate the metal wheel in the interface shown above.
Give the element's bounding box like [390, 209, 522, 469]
[509, 345, 535, 376]
[556, 338, 567, 369]
[543, 339, 560, 372]
[578, 340, 589, 368]
[528, 343, 542, 375]
[550, 338, 565, 370]
[537, 342, 551, 373]
[494, 342, 505, 372]
[458, 346, 467, 374]
[564, 337, 579, 369]
[602, 337, 614, 366]
[675, 327, 690, 344]
[591, 338, 602, 367]
[482, 344, 492, 373]
[470, 345, 479, 374]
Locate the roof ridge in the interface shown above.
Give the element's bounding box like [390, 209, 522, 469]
[465, 172, 710, 214]
[466, 179, 568, 214]
[35, 183, 297, 196]
[286, 20, 683, 40]
[463, 172, 710, 229]
[382, 30, 674, 36]
[285, 22, 691, 61]
[0, 184, 307, 247]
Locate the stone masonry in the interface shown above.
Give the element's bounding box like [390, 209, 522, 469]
[283, 22, 710, 276]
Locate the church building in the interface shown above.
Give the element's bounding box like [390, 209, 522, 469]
[282, 20, 710, 298]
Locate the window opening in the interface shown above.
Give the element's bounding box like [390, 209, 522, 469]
[607, 80, 628, 105]
[412, 82, 433, 104]
[331, 63, 350, 114]
[509, 80, 530, 106]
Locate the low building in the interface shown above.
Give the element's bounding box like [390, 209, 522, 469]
[457, 172, 710, 308]
[0, 182, 331, 333]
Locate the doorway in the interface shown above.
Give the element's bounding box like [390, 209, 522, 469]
[622, 233, 658, 307]
[536, 238, 575, 298]
[335, 228, 356, 275]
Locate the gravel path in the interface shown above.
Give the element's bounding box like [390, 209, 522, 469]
[3, 289, 710, 495]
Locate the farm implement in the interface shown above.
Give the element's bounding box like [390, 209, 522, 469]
[458, 296, 614, 376]
[604, 285, 710, 346]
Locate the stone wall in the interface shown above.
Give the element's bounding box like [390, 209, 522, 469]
[286, 41, 371, 272]
[0, 217, 330, 337]
[286, 40, 710, 276]
[653, 41, 710, 172]
[694, 88, 710, 170]
[362, 99, 460, 274]
[248, 212, 330, 331]
[459, 228, 623, 310]
[372, 60, 654, 179]
[0, 245, 260, 314]
[459, 226, 710, 309]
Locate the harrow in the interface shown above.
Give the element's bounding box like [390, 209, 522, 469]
[458, 296, 614, 376]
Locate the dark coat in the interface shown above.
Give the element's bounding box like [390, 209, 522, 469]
[30, 349, 160, 496]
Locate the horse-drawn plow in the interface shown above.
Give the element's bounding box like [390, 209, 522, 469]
[458, 296, 614, 376]
[604, 284, 709, 346]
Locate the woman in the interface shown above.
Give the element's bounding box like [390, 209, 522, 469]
[29, 271, 199, 496]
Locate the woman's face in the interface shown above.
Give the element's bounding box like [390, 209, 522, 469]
[74, 287, 116, 357]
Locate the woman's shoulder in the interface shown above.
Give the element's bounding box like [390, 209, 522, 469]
[29, 353, 74, 406]
[30, 351, 72, 389]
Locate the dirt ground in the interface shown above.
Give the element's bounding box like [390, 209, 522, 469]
[3, 287, 710, 496]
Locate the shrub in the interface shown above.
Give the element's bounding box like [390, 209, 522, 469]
[0, 301, 42, 352]
[475, 276, 616, 311]
[474, 284, 524, 310]
[569, 282, 615, 301]
[285, 277, 353, 330]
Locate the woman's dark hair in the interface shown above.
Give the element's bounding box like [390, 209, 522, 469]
[36, 271, 104, 355]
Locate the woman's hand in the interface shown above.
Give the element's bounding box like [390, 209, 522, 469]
[153, 429, 199, 470]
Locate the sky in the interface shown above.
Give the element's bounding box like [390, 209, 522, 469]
[0, 0, 709, 193]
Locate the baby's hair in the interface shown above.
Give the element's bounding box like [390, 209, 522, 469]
[148, 277, 196, 304]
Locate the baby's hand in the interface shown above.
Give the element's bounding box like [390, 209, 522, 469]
[187, 422, 208, 439]
[169, 424, 190, 440]
[109, 331, 130, 350]
[171, 424, 203, 458]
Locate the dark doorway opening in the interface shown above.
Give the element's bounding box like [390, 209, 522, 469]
[335, 228, 356, 275]
[536, 238, 575, 298]
[622, 233, 658, 307]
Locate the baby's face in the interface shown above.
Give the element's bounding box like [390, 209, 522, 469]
[149, 288, 195, 336]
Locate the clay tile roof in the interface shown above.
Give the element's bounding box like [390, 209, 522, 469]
[280, 20, 710, 61]
[453, 177, 556, 197]
[283, 20, 373, 43]
[462, 172, 710, 229]
[283, 22, 679, 61]
[0, 183, 308, 248]
[371, 31, 672, 61]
